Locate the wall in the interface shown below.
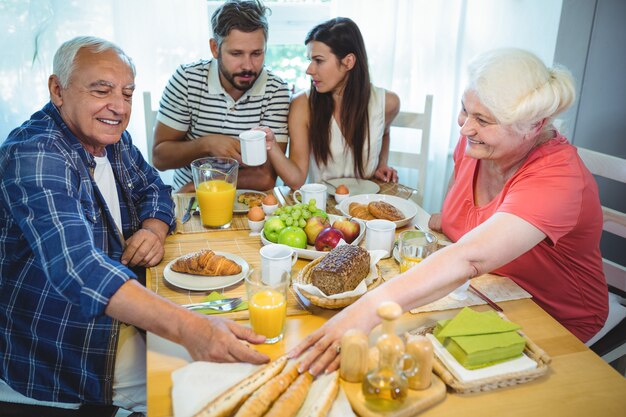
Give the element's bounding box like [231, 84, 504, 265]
[554, 0, 626, 263]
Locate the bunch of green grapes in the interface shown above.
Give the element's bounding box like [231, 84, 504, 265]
[273, 199, 321, 228]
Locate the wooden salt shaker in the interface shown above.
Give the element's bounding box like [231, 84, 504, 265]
[406, 335, 434, 390]
[340, 329, 369, 382]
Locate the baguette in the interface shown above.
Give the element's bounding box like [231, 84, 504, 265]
[264, 372, 313, 417]
[193, 356, 287, 417]
[294, 371, 339, 417]
[233, 360, 300, 417]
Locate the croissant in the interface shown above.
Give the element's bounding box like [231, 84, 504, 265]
[368, 201, 405, 221]
[349, 202, 375, 220]
[171, 249, 242, 276]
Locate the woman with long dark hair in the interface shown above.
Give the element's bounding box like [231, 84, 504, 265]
[262, 17, 400, 189]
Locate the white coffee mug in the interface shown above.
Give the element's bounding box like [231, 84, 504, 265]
[260, 244, 298, 285]
[239, 130, 267, 166]
[293, 183, 327, 211]
[365, 219, 396, 258]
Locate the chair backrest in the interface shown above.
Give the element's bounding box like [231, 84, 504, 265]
[388, 94, 433, 205]
[577, 147, 626, 294]
[143, 91, 157, 165]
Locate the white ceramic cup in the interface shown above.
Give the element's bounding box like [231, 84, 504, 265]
[259, 244, 298, 285]
[239, 130, 267, 166]
[365, 219, 396, 258]
[293, 183, 327, 211]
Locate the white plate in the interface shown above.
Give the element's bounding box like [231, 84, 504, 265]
[260, 214, 366, 260]
[337, 194, 418, 228]
[163, 252, 249, 291]
[325, 178, 380, 196]
[234, 190, 266, 213]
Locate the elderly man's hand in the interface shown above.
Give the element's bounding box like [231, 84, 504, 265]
[181, 314, 269, 364]
[121, 227, 166, 267]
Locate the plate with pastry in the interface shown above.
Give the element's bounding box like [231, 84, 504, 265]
[338, 194, 417, 228]
[324, 178, 380, 196]
[235, 190, 267, 213]
[163, 249, 249, 291]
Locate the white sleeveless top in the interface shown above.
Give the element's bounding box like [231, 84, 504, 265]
[307, 85, 386, 182]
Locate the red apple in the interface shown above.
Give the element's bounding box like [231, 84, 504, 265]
[314, 227, 345, 251]
[304, 216, 330, 245]
[332, 217, 361, 244]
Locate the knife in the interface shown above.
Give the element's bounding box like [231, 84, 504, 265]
[273, 186, 287, 207]
[181, 196, 196, 224]
[181, 297, 241, 309]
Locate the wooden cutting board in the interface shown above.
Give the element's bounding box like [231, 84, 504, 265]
[341, 373, 446, 417]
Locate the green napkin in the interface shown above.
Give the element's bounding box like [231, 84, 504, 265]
[435, 307, 525, 369]
[195, 291, 248, 315]
[436, 307, 520, 338]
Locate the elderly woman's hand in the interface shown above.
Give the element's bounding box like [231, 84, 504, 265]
[289, 306, 370, 375]
[428, 213, 443, 232]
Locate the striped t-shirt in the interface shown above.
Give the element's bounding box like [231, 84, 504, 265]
[157, 59, 290, 189]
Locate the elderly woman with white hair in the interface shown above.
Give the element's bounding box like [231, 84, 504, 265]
[291, 48, 608, 376]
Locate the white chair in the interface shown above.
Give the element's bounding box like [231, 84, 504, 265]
[388, 95, 433, 206]
[143, 91, 157, 165]
[578, 147, 626, 374]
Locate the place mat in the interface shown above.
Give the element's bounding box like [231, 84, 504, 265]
[148, 234, 309, 319]
[410, 274, 532, 314]
[173, 193, 248, 234]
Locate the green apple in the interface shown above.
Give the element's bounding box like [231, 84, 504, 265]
[263, 216, 286, 243]
[277, 226, 307, 249]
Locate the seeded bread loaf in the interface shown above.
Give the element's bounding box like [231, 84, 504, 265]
[311, 245, 370, 296]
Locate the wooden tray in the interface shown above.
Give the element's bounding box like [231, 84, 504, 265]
[341, 373, 446, 417]
[407, 322, 551, 394]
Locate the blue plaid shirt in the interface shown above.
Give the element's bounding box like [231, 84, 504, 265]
[0, 102, 176, 404]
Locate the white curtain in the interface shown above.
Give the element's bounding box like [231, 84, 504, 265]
[0, 0, 562, 210]
[331, 0, 562, 211]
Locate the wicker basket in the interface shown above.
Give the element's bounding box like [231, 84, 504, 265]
[407, 322, 551, 394]
[293, 254, 383, 309]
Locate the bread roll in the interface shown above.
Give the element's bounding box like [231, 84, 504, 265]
[193, 356, 287, 417]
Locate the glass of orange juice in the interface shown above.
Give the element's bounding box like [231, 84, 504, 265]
[397, 230, 438, 273]
[245, 269, 289, 344]
[191, 157, 238, 229]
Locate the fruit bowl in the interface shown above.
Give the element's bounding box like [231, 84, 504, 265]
[260, 214, 366, 260]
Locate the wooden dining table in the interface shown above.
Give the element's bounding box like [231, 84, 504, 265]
[146, 182, 626, 417]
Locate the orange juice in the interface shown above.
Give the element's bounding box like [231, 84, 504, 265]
[400, 256, 422, 273]
[249, 289, 287, 341]
[196, 180, 236, 227]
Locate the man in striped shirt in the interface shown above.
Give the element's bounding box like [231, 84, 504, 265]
[153, 0, 290, 192]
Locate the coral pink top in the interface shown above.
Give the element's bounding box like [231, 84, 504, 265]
[441, 134, 608, 342]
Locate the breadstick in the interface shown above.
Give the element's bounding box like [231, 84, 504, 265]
[233, 360, 299, 417]
[264, 372, 313, 417]
[193, 356, 287, 417]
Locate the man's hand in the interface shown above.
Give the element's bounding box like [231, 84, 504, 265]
[180, 314, 269, 364]
[203, 135, 243, 162]
[121, 219, 169, 267]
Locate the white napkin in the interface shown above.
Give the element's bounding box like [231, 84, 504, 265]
[171, 361, 354, 417]
[293, 248, 387, 299]
[171, 361, 259, 417]
[425, 333, 537, 383]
